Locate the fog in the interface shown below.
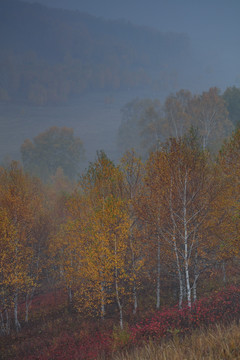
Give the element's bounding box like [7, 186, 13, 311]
[0, 0, 239, 171]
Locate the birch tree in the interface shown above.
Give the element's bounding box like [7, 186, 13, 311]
[120, 150, 144, 314]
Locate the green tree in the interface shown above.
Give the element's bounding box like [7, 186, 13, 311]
[222, 86, 240, 127]
[21, 127, 85, 182]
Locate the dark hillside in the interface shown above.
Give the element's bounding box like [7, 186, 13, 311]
[0, 0, 192, 105]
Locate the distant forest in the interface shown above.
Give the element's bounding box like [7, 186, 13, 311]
[0, 0, 192, 105]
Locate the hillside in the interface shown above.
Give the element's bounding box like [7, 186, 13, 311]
[0, 0, 192, 105]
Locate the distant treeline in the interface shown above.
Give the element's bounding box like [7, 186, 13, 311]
[0, 0, 191, 105]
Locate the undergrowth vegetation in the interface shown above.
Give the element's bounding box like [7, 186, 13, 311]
[1, 286, 240, 359]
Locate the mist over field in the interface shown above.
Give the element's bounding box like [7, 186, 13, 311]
[0, 0, 239, 166]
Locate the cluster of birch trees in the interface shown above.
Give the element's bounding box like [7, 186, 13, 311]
[1, 126, 240, 333]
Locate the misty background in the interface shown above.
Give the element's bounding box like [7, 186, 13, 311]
[0, 0, 239, 171]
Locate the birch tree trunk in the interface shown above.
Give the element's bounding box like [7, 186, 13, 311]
[183, 174, 191, 308]
[114, 235, 123, 329]
[173, 236, 183, 309]
[14, 290, 21, 332]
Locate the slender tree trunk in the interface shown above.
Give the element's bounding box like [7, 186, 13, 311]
[14, 290, 21, 332]
[184, 247, 191, 308]
[156, 234, 161, 310]
[114, 236, 123, 329]
[173, 235, 183, 309]
[25, 287, 36, 322]
[68, 287, 72, 304]
[115, 271, 123, 329]
[132, 245, 138, 315]
[222, 261, 226, 285]
[100, 282, 105, 320]
[132, 281, 137, 315]
[193, 278, 197, 303]
[25, 293, 30, 323]
[0, 311, 10, 335]
[169, 179, 184, 308]
[6, 308, 10, 335]
[193, 245, 199, 303]
[0, 295, 10, 335]
[183, 175, 191, 308]
[1, 312, 5, 335]
[130, 233, 138, 315]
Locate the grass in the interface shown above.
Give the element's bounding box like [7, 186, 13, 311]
[113, 321, 240, 360]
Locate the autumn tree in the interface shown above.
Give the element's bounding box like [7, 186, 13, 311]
[50, 151, 132, 327]
[137, 150, 169, 309]
[120, 150, 144, 314]
[76, 151, 130, 326]
[140, 135, 219, 308]
[0, 162, 42, 332]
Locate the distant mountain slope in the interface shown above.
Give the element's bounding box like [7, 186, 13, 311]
[0, 0, 192, 105]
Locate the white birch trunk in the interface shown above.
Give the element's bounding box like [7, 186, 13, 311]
[173, 235, 183, 309]
[14, 291, 21, 332]
[114, 235, 123, 329]
[183, 174, 191, 308]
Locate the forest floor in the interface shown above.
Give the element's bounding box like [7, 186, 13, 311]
[1, 286, 240, 359]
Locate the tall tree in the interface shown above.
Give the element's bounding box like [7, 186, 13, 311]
[120, 150, 144, 314]
[141, 136, 219, 308]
